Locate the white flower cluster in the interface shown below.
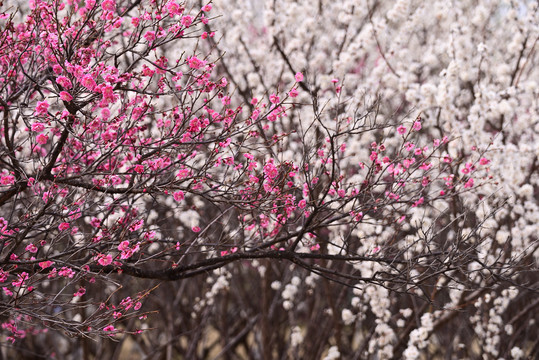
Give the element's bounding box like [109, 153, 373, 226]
[204, 272, 230, 306]
[281, 276, 301, 310]
[341, 308, 355, 325]
[290, 326, 304, 348]
[359, 285, 395, 358]
[404, 313, 434, 359]
[471, 287, 520, 357]
[322, 345, 341, 360]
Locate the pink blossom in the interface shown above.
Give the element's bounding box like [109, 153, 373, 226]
[31, 122, 45, 132]
[192, 226, 201, 233]
[12, 272, 28, 287]
[187, 56, 206, 69]
[295, 72, 304, 82]
[412, 197, 424, 207]
[129, 219, 144, 231]
[58, 267, 75, 278]
[58, 222, 70, 231]
[118, 241, 130, 251]
[101, 108, 110, 119]
[269, 93, 280, 104]
[202, 4, 212, 12]
[461, 163, 473, 174]
[35, 101, 49, 116]
[134, 302, 142, 310]
[101, 0, 115, 11]
[90, 218, 101, 228]
[173, 190, 185, 201]
[59, 91, 73, 101]
[25, 244, 38, 253]
[144, 31, 156, 42]
[412, 121, 422, 131]
[1, 175, 15, 185]
[167, 2, 182, 15]
[39, 261, 53, 269]
[36, 129, 49, 143]
[288, 88, 299, 98]
[52, 64, 63, 74]
[479, 158, 490, 165]
[298, 199, 307, 209]
[263, 161, 278, 179]
[96, 254, 113, 266]
[464, 178, 474, 188]
[81, 75, 96, 90]
[73, 287, 86, 297]
[56, 76, 72, 89]
[103, 325, 116, 332]
[397, 125, 406, 135]
[181, 15, 193, 27]
[386, 192, 399, 200]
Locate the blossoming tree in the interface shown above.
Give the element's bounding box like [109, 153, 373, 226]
[0, 0, 537, 359]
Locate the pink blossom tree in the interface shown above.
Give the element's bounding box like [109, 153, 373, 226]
[0, 0, 536, 359]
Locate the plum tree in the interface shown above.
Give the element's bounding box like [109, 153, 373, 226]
[0, 0, 537, 359]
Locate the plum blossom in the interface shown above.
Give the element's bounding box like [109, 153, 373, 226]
[25, 244, 38, 253]
[73, 287, 86, 297]
[101, 0, 115, 11]
[80, 75, 97, 90]
[144, 31, 156, 42]
[173, 190, 185, 201]
[58, 222, 70, 231]
[187, 56, 206, 69]
[181, 15, 192, 27]
[95, 254, 113, 266]
[31, 122, 45, 132]
[34, 101, 49, 116]
[59, 91, 73, 101]
[118, 241, 130, 251]
[39, 261, 53, 269]
[56, 76, 72, 89]
[103, 325, 116, 332]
